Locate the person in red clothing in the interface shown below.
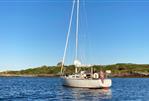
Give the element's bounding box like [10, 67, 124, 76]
[99, 70, 105, 83]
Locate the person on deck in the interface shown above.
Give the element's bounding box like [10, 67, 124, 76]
[99, 70, 105, 83]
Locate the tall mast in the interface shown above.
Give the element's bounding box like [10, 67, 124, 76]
[75, 0, 79, 60]
[75, 0, 80, 73]
[61, 0, 76, 74]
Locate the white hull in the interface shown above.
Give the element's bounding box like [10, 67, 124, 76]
[62, 77, 112, 88]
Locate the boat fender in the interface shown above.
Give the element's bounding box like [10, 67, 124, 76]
[83, 74, 86, 78]
[93, 73, 99, 79]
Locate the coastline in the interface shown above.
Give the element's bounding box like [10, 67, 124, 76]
[0, 74, 60, 77]
[0, 73, 149, 78]
[1, 63, 149, 78]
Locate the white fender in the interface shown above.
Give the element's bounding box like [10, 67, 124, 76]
[93, 73, 99, 79]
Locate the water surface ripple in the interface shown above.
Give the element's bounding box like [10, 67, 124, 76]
[0, 77, 149, 101]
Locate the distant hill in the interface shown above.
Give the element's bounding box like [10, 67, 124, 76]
[1, 63, 149, 77]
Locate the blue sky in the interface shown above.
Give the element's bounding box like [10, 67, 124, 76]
[0, 0, 149, 70]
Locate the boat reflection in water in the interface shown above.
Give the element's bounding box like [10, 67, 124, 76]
[63, 87, 112, 101]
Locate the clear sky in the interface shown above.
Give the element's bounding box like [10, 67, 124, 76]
[0, 0, 149, 71]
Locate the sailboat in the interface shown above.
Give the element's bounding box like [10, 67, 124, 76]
[60, 0, 112, 88]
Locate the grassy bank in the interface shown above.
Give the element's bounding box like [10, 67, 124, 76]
[1, 63, 149, 77]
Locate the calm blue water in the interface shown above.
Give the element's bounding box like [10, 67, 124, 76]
[0, 77, 149, 101]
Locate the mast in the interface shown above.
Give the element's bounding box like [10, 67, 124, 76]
[75, 0, 79, 60]
[75, 0, 80, 73]
[61, 0, 80, 74]
[61, 0, 76, 74]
